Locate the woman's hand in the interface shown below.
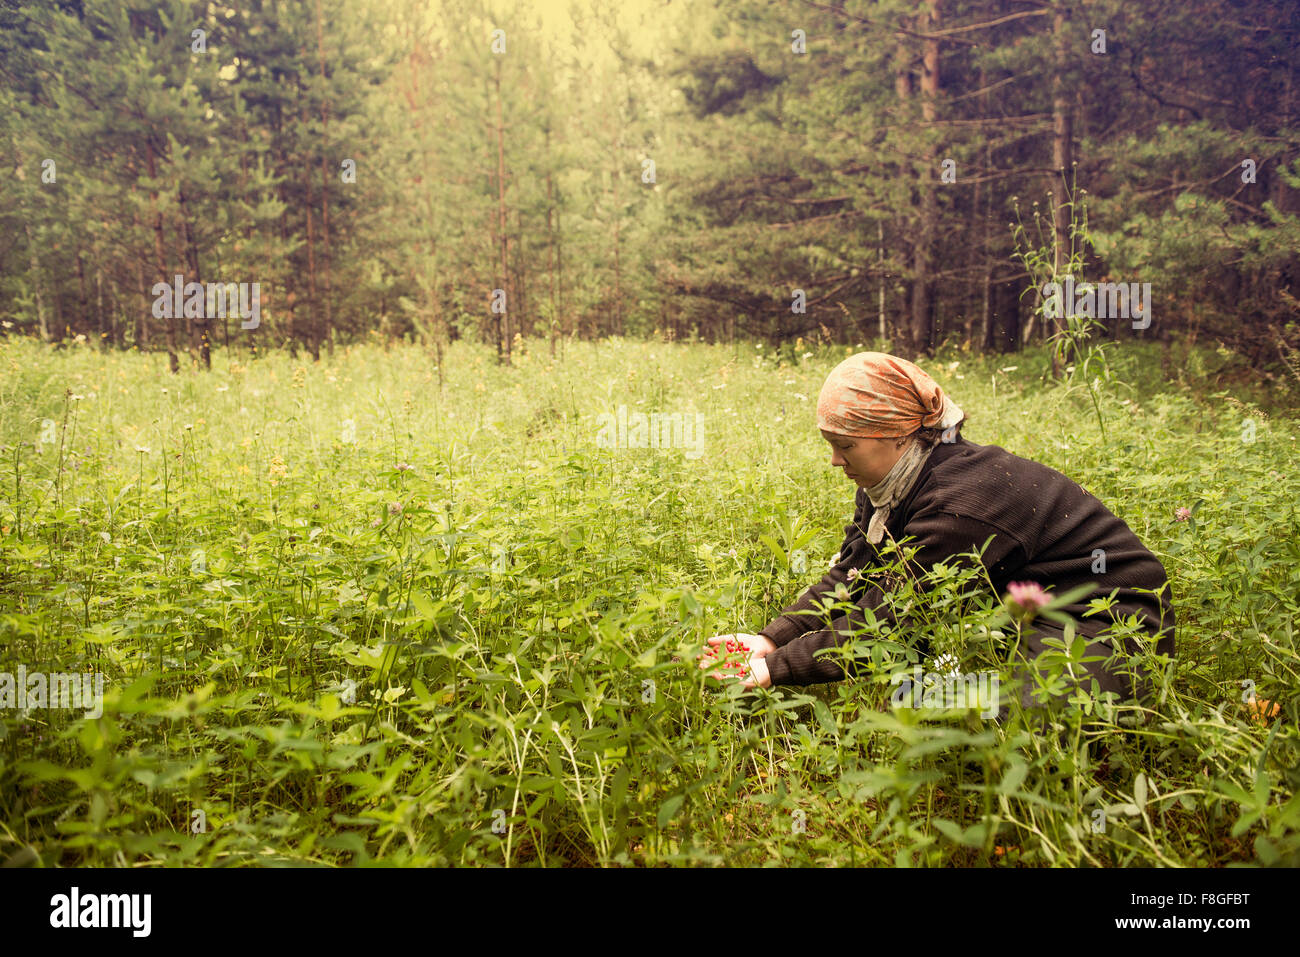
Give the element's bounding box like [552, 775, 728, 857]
[704, 633, 777, 658]
[741, 655, 772, 690]
[698, 633, 776, 689]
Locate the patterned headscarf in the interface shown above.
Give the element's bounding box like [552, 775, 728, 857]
[817, 352, 962, 438]
[817, 352, 965, 544]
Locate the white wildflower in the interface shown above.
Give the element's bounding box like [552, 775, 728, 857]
[933, 653, 959, 677]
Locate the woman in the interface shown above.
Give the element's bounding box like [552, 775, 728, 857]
[700, 351, 1175, 713]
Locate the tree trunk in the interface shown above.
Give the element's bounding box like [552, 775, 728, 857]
[134, 256, 148, 349]
[993, 271, 1021, 353]
[910, 0, 942, 358]
[1048, 2, 1074, 377]
[275, 99, 295, 361]
[493, 57, 512, 364]
[108, 274, 124, 350]
[147, 138, 179, 373]
[299, 90, 321, 363]
[315, 0, 335, 358]
[516, 205, 528, 339]
[877, 219, 886, 343]
[75, 253, 90, 341]
[979, 77, 995, 354]
[53, 286, 65, 340]
[893, 28, 915, 355]
[23, 220, 50, 342]
[612, 174, 623, 338]
[95, 266, 106, 350]
[177, 186, 211, 368]
[547, 160, 558, 358]
[557, 192, 565, 360]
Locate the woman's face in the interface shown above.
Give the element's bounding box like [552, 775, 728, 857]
[822, 429, 910, 487]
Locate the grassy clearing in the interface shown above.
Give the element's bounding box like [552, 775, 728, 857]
[1, 334, 1297, 866]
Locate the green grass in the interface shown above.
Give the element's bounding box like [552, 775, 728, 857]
[1, 332, 1297, 866]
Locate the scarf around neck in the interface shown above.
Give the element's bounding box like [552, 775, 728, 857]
[863, 433, 939, 545]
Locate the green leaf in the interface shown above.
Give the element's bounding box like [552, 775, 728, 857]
[658, 794, 685, 829]
[813, 699, 837, 738]
[998, 759, 1028, 796]
[1254, 836, 1280, 866]
[411, 590, 439, 622]
[759, 533, 787, 565]
[931, 817, 965, 843]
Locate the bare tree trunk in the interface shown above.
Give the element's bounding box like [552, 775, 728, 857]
[95, 266, 106, 350]
[493, 57, 512, 364]
[1000, 274, 1022, 352]
[980, 70, 995, 353]
[75, 253, 90, 341]
[24, 222, 50, 343]
[910, 0, 941, 358]
[980, 264, 994, 351]
[315, 0, 335, 358]
[983, 271, 1016, 353]
[612, 173, 623, 338]
[557, 195, 566, 360]
[275, 99, 296, 361]
[299, 89, 321, 363]
[147, 138, 179, 373]
[547, 160, 558, 358]
[175, 206, 195, 365]
[1048, 2, 1074, 377]
[893, 31, 914, 355]
[1275, 68, 1292, 215]
[52, 286, 65, 340]
[967, 68, 985, 350]
[177, 186, 211, 368]
[108, 274, 123, 349]
[515, 206, 528, 339]
[877, 219, 886, 343]
[134, 255, 148, 349]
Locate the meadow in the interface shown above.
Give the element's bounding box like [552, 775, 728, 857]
[1, 333, 1297, 866]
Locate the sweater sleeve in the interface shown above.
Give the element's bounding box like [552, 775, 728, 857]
[763, 509, 1027, 687]
[757, 490, 876, 648]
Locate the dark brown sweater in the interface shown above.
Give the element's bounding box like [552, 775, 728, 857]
[759, 434, 1176, 686]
